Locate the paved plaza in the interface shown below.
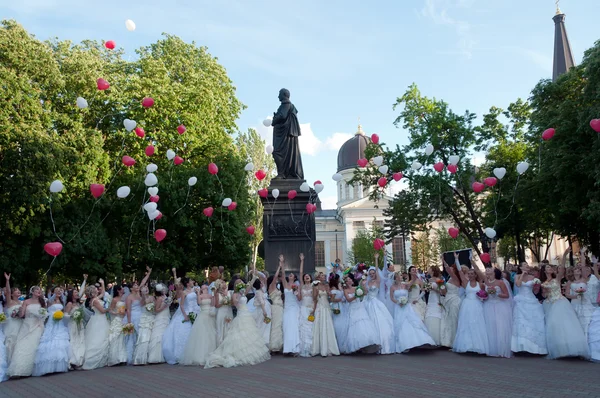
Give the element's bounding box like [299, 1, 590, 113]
[1, 350, 598, 398]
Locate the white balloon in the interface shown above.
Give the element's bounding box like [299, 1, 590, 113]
[378, 165, 389, 175]
[123, 119, 137, 132]
[125, 19, 136, 31]
[314, 184, 324, 194]
[49, 180, 64, 193]
[265, 144, 274, 155]
[222, 198, 233, 207]
[448, 155, 460, 165]
[144, 202, 157, 213]
[272, 189, 280, 199]
[116, 186, 130, 198]
[166, 149, 176, 161]
[425, 144, 434, 156]
[76, 97, 88, 109]
[299, 182, 310, 192]
[517, 161, 529, 175]
[146, 163, 158, 173]
[244, 162, 254, 171]
[148, 210, 161, 220]
[493, 167, 506, 180]
[332, 173, 342, 182]
[484, 227, 497, 239]
[147, 187, 159, 196]
[411, 161, 422, 171]
[263, 117, 272, 127]
[144, 173, 158, 187]
[188, 176, 197, 186]
[373, 156, 384, 167]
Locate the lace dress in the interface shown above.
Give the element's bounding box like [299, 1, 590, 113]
[409, 284, 427, 321]
[33, 303, 70, 376]
[298, 285, 314, 357]
[310, 290, 340, 357]
[344, 292, 380, 354]
[393, 289, 435, 353]
[181, 298, 217, 366]
[133, 302, 156, 365]
[440, 281, 461, 348]
[67, 304, 86, 368]
[8, 303, 45, 377]
[269, 290, 284, 352]
[216, 292, 233, 347]
[330, 289, 348, 353]
[542, 279, 589, 359]
[282, 288, 300, 355]
[452, 282, 489, 355]
[4, 303, 22, 363]
[511, 280, 547, 355]
[147, 302, 170, 364]
[82, 305, 109, 370]
[424, 282, 443, 345]
[123, 299, 142, 365]
[108, 301, 127, 366]
[570, 282, 595, 338]
[162, 291, 198, 364]
[483, 283, 512, 358]
[205, 296, 270, 368]
[363, 284, 395, 354]
[252, 289, 272, 346]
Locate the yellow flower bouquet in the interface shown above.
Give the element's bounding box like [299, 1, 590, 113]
[308, 314, 315, 322]
[53, 310, 64, 321]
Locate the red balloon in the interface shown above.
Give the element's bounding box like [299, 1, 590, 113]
[122, 156, 136, 167]
[448, 227, 459, 239]
[105, 40, 116, 50]
[373, 238, 385, 250]
[590, 119, 600, 133]
[44, 242, 63, 257]
[145, 145, 155, 156]
[177, 124, 186, 135]
[393, 172, 403, 181]
[371, 134, 380, 144]
[246, 225, 255, 235]
[313, 180, 322, 186]
[433, 162, 445, 172]
[155, 211, 163, 220]
[472, 182, 485, 193]
[154, 229, 167, 242]
[208, 163, 219, 175]
[357, 158, 368, 168]
[447, 164, 458, 174]
[306, 203, 315, 214]
[484, 177, 498, 187]
[377, 177, 387, 188]
[287, 190, 297, 200]
[258, 188, 268, 198]
[142, 97, 155, 108]
[150, 195, 159, 203]
[96, 78, 110, 91]
[203, 207, 214, 217]
[90, 184, 105, 198]
[480, 253, 491, 263]
[255, 169, 266, 181]
[542, 128, 555, 141]
[174, 156, 184, 166]
[134, 127, 145, 138]
[228, 202, 237, 211]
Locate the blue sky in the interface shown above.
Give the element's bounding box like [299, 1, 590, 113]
[3, 0, 598, 209]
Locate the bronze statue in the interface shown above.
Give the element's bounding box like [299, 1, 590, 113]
[271, 88, 304, 179]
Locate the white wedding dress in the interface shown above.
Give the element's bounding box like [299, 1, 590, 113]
[162, 291, 198, 365]
[310, 290, 340, 357]
[363, 284, 395, 354]
[123, 299, 142, 364]
[147, 302, 170, 364]
[330, 289, 348, 353]
[8, 303, 45, 377]
[589, 306, 600, 362]
[452, 282, 489, 355]
[82, 305, 110, 370]
[215, 292, 233, 347]
[344, 292, 380, 354]
[282, 288, 300, 355]
[67, 304, 86, 368]
[269, 290, 284, 352]
[108, 301, 127, 366]
[424, 282, 443, 346]
[483, 283, 512, 358]
[0, 303, 7, 382]
[205, 295, 270, 368]
[4, 303, 22, 363]
[181, 298, 217, 366]
[440, 281, 461, 348]
[570, 282, 595, 338]
[133, 302, 155, 365]
[393, 289, 435, 353]
[511, 280, 547, 355]
[252, 289, 272, 346]
[298, 285, 314, 357]
[33, 303, 70, 376]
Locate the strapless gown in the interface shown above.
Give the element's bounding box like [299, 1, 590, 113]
[181, 298, 217, 366]
[33, 303, 70, 376]
[393, 289, 435, 353]
[8, 303, 45, 377]
[310, 290, 339, 357]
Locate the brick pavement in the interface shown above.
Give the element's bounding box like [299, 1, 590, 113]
[1, 350, 598, 398]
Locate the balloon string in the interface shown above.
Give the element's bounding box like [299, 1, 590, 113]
[173, 185, 191, 216]
[493, 180, 503, 229]
[82, 200, 116, 245]
[39, 256, 57, 286]
[208, 219, 213, 253]
[288, 201, 296, 223]
[498, 175, 521, 223]
[48, 197, 66, 244]
[215, 174, 224, 197]
[169, 162, 175, 183]
[147, 220, 154, 257]
[126, 211, 142, 259]
[111, 134, 128, 174]
[64, 197, 102, 244]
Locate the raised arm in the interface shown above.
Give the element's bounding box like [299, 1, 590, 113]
[140, 266, 152, 287]
[78, 274, 88, 299]
[269, 264, 282, 292]
[93, 297, 108, 314]
[4, 272, 13, 307]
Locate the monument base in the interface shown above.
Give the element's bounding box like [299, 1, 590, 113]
[259, 178, 316, 275]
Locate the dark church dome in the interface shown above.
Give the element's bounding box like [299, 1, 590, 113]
[336, 124, 371, 172]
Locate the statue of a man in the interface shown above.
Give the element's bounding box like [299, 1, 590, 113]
[271, 88, 304, 179]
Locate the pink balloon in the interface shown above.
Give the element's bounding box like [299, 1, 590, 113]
[433, 162, 445, 172]
[287, 190, 297, 200]
[542, 128, 555, 141]
[357, 158, 368, 168]
[255, 170, 266, 181]
[393, 172, 403, 181]
[90, 184, 105, 198]
[155, 211, 163, 220]
[154, 229, 167, 242]
[313, 180, 322, 186]
[447, 164, 458, 174]
[105, 40, 116, 50]
[145, 145, 155, 157]
[306, 203, 316, 214]
[480, 253, 491, 263]
[149, 195, 159, 203]
[208, 163, 218, 175]
[134, 127, 145, 138]
[590, 119, 600, 133]
[96, 78, 110, 91]
[228, 202, 237, 211]
[448, 227, 459, 239]
[377, 177, 387, 188]
[44, 242, 63, 257]
[177, 124, 186, 135]
[174, 156, 184, 166]
[484, 177, 498, 187]
[472, 182, 485, 193]
[371, 134, 379, 144]
[373, 238, 385, 250]
[246, 225, 255, 235]
[203, 207, 214, 217]
[122, 156, 136, 167]
[258, 188, 268, 198]
[141, 97, 154, 108]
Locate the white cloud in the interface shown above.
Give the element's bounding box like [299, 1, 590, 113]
[324, 133, 354, 151]
[319, 195, 337, 210]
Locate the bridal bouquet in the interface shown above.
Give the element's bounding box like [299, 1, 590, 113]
[234, 283, 246, 293]
[72, 307, 84, 330]
[486, 286, 497, 296]
[185, 312, 197, 325]
[355, 286, 365, 301]
[476, 290, 489, 301]
[331, 303, 341, 315]
[423, 282, 432, 292]
[145, 303, 155, 313]
[122, 323, 135, 335]
[307, 313, 315, 322]
[222, 295, 231, 306]
[0, 313, 6, 323]
[52, 310, 64, 321]
[574, 286, 587, 299]
[117, 306, 126, 316]
[398, 297, 408, 307]
[38, 308, 48, 319]
[263, 316, 271, 324]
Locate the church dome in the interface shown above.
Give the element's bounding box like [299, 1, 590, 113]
[337, 124, 371, 172]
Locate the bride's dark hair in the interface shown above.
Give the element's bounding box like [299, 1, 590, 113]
[29, 286, 46, 308]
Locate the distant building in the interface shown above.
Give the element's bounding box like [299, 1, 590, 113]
[552, 4, 575, 81]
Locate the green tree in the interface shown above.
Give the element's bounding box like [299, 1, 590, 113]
[411, 230, 437, 271]
[348, 222, 388, 266]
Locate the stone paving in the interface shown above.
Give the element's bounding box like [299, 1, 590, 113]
[1, 350, 599, 398]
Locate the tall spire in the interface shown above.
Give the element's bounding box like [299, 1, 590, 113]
[552, 2, 575, 81]
[356, 117, 365, 136]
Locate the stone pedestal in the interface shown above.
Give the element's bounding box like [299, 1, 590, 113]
[259, 179, 316, 275]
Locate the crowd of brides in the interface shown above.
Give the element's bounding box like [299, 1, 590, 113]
[0, 247, 599, 382]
